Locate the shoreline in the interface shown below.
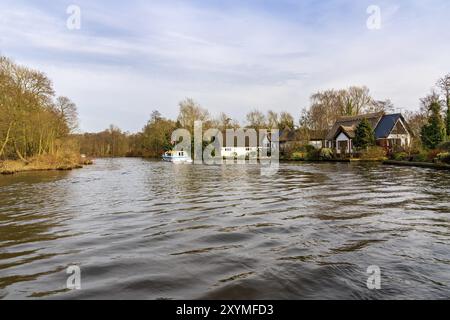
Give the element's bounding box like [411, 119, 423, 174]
[4, 157, 450, 174]
[383, 160, 450, 170]
[282, 158, 385, 163]
[0, 158, 94, 175]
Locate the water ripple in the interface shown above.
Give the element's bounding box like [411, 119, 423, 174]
[0, 159, 449, 299]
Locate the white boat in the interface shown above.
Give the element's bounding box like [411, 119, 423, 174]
[162, 151, 193, 163]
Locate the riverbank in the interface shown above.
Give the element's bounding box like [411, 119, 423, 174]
[282, 158, 386, 163]
[383, 160, 450, 170]
[0, 155, 93, 175]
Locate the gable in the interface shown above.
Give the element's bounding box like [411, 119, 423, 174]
[391, 119, 408, 135]
[375, 114, 411, 139]
[336, 132, 351, 141]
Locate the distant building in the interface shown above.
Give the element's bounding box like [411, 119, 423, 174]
[219, 130, 271, 158]
[278, 128, 328, 152]
[278, 129, 301, 154]
[325, 112, 413, 154]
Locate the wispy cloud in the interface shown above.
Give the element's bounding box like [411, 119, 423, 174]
[1, 0, 449, 132]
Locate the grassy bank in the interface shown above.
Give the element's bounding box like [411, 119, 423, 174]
[0, 154, 93, 175]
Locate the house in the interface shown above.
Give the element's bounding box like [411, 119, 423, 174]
[305, 129, 328, 149]
[325, 112, 413, 154]
[278, 128, 329, 152]
[218, 130, 271, 158]
[221, 146, 259, 158]
[279, 129, 302, 154]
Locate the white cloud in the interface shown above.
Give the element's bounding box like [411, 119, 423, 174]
[1, 0, 449, 132]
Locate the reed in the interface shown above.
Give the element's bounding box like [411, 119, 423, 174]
[0, 153, 93, 175]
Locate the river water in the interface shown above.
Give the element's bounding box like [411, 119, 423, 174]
[0, 158, 449, 299]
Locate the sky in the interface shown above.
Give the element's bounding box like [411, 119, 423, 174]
[1, 0, 450, 132]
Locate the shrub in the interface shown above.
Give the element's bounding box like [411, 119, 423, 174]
[288, 144, 317, 160]
[427, 149, 442, 162]
[437, 141, 450, 152]
[319, 148, 334, 160]
[412, 152, 428, 162]
[359, 146, 387, 160]
[306, 149, 320, 161]
[393, 152, 409, 161]
[437, 152, 450, 164]
[291, 152, 307, 161]
[295, 144, 316, 153]
[292, 147, 333, 161]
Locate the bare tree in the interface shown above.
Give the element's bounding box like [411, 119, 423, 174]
[308, 90, 342, 132]
[420, 90, 442, 116]
[217, 112, 232, 130]
[267, 110, 279, 129]
[0, 56, 79, 161]
[367, 99, 395, 114]
[150, 110, 162, 123]
[344, 86, 374, 115]
[437, 74, 450, 134]
[54, 96, 78, 133]
[246, 109, 267, 130]
[177, 98, 210, 132]
[404, 110, 427, 139]
[300, 86, 377, 140]
[279, 112, 295, 130]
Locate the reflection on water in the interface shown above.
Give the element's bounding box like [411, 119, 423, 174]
[0, 158, 449, 299]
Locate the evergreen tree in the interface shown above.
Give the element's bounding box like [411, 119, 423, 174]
[353, 118, 375, 150]
[421, 101, 446, 149]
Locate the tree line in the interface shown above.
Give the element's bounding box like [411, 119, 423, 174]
[76, 76, 450, 158]
[2, 56, 448, 161]
[75, 98, 299, 158]
[0, 57, 78, 162]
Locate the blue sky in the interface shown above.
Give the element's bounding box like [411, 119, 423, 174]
[1, 0, 450, 132]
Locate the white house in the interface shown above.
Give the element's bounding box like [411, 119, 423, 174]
[218, 131, 272, 159]
[221, 146, 259, 158]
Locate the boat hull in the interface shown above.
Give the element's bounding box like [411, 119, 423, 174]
[162, 156, 193, 163]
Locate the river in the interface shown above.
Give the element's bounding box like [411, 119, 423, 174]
[0, 158, 449, 299]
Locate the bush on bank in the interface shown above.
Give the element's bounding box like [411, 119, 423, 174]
[437, 152, 450, 164]
[359, 146, 387, 161]
[390, 138, 450, 164]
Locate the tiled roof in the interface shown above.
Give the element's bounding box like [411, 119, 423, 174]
[374, 114, 402, 139]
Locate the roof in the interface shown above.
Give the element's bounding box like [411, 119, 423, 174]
[279, 129, 300, 142]
[307, 129, 329, 140]
[325, 112, 384, 140]
[326, 112, 413, 141]
[374, 113, 412, 139]
[336, 125, 356, 139]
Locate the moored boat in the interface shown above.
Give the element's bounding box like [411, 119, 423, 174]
[162, 151, 193, 163]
